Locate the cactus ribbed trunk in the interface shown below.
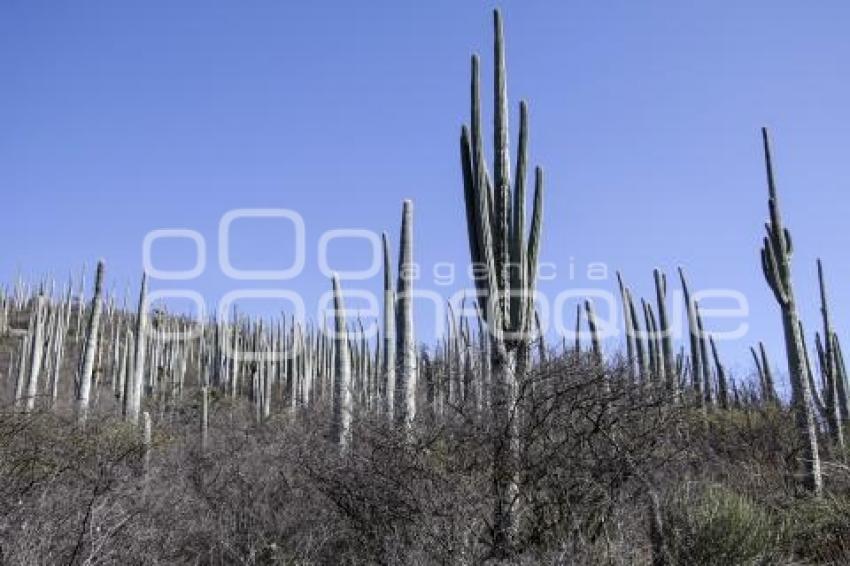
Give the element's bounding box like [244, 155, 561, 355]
[381, 232, 396, 421]
[585, 299, 602, 364]
[489, 338, 517, 557]
[76, 260, 105, 424]
[617, 273, 637, 382]
[695, 303, 713, 406]
[142, 411, 152, 479]
[835, 335, 849, 422]
[759, 128, 821, 495]
[331, 274, 352, 450]
[709, 336, 729, 410]
[25, 295, 47, 413]
[679, 268, 704, 407]
[125, 273, 147, 426]
[758, 342, 777, 402]
[627, 289, 649, 383]
[15, 331, 30, 408]
[395, 200, 416, 429]
[817, 260, 844, 448]
[653, 269, 677, 394]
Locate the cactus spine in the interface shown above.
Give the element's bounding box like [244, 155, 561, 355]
[76, 260, 105, 423]
[758, 128, 821, 494]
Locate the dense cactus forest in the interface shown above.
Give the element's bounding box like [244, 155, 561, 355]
[3, 10, 850, 565]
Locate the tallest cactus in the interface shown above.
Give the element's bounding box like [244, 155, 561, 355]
[759, 128, 822, 495]
[459, 10, 543, 557]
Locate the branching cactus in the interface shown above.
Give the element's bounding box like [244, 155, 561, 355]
[759, 128, 822, 495]
[458, 10, 544, 556]
[331, 274, 352, 450]
[76, 260, 105, 424]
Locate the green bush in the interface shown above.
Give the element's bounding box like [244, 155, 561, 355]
[663, 483, 779, 565]
[782, 494, 850, 564]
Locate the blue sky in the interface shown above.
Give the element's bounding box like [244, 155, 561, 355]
[2, 1, 849, 388]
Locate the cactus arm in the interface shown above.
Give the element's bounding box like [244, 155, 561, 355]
[493, 8, 510, 305]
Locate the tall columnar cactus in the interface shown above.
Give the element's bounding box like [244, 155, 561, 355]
[25, 294, 47, 412]
[617, 273, 637, 381]
[626, 289, 650, 382]
[395, 200, 416, 428]
[49, 289, 70, 405]
[76, 260, 105, 424]
[695, 303, 713, 406]
[642, 300, 658, 378]
[758, 341, 777, 402]
[653, 269, 677, 394]
[817, 260, 848, 439]
[835, 334, 849, 419]
[800, 322, 828, 423]
[758, 128, 821, 494]
[458, 10, 543, 555]
[142, 410, 152, 479]
[584, 299, 602, 364]
[331, 274, 352, 450]
[14, 333, 29, 408]
[574, 303, 582, 354]
[678, 268, 703, 406]
[125, 273, 148, 425]
[709, 335, 729, 410]
[381, 232, 396, 421]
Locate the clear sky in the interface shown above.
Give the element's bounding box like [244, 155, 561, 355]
[2, 1, 849, 390]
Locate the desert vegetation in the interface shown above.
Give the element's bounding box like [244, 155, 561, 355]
[2, 9, 850, 565]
